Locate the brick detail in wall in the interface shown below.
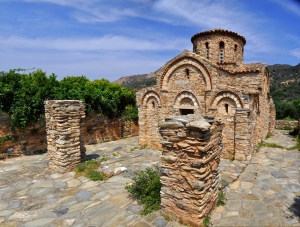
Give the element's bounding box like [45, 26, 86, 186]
[159, 115, 224, 227]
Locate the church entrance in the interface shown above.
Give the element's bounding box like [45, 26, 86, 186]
[180, 109, 194, 115]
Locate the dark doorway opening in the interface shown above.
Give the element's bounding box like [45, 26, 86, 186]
[180, 109, 194, 115]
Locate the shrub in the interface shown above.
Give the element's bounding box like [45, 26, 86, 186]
[283, 116, 296, 121]
[125, 166, 162, 215]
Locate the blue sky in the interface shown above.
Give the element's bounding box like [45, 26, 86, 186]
[0, 0, 300, 81]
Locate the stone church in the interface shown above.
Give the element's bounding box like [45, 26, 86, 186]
[136, 28, 276, 161]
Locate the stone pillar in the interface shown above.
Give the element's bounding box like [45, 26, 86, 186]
[268, 100, 276, 133]
[45, 100, 85, 173]
[159, 115, 224, 227]
[234, 109, 251, 161]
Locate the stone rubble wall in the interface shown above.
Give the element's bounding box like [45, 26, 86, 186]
[275, 120, 298, 130]
[234, 109, 252, 161]
[1, 112, 138, 158]
[159, 115, 224, 227]
[0, 116, 47, 158]
[45, 100, 86, 173]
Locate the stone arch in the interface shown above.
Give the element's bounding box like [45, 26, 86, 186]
[174, 91, 199, 107]
[142, 91, 162, 107]
[160, 56, 212, 91]
[210, 91, 243, 108]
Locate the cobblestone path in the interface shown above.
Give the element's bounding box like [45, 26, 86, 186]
[0, 131, 299, 226]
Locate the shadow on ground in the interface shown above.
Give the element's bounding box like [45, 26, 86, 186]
[85, 153, 100, 160]
[289, 196, 300, 218]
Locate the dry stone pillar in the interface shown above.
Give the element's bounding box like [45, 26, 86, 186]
[159, 115, 224, 227]
[45, 100, 85, 173]
[234, 109, 251, 161]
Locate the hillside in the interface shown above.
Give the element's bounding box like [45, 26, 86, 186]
[269, 63, 300, 102]
[114, 73, 156, 91]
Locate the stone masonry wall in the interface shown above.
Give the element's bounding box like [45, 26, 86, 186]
[275, 120, 298, 130]
[159, 115, 224, 227]
[0, 113, 138, 158]
[45, 100, 86, 173]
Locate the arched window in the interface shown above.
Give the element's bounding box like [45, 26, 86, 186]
[151, 101, 155, 109]
[219, 41, 225, 63]
[234, 44, 238, 52]
[184, 68, 190, 79]
[225, 103, 229, 114]
[205, 42, 209, 59]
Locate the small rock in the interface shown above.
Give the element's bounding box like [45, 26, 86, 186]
[63, 218, 76, 226]
[66, 179, 81, 188]
[52, 208, 68, 217]
[9, 211, 38, 221]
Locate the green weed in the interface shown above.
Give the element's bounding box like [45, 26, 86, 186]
[86, 171, 107, 181]
[216, 190, 226, 206]
[203, 216, 211, 227]
[75, 157, 108, 181]
[0, 136, 9, 145]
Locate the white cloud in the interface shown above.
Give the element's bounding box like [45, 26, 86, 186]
[270, 0, 300, 17]
[290, 48, 300, 59]
[0, 35, 189, 51]
[0, 48, 170, 81]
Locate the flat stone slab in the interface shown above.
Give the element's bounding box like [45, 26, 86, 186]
[271, 171, 288, 178]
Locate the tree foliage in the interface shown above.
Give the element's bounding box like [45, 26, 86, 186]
[0, 69, 137, 129]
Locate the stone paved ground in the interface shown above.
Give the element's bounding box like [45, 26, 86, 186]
[0, 131, 299, 227]
[211, 130, 300, 227]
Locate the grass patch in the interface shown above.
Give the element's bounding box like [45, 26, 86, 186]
[216, 190, 226, 206]
[75, 156, 108, 181]
[130, 146, 138, 152]
[86, 171, 107, 181]
[257, 142, 284, 152]
[125, 165, 162, 215]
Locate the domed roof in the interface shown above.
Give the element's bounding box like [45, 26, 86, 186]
[191, 28, 246, 45]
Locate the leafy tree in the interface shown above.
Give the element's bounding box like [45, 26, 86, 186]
[0, 69, 137, 129]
